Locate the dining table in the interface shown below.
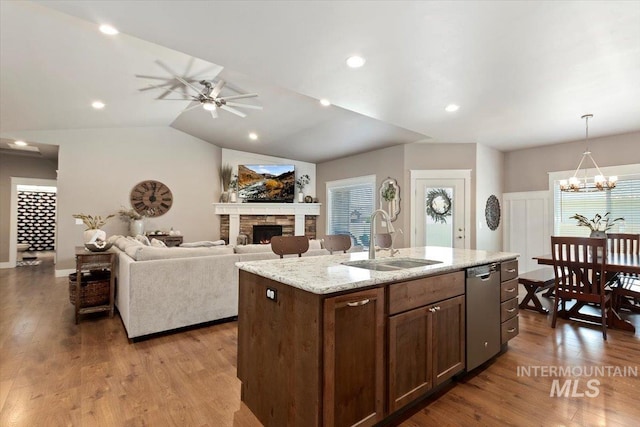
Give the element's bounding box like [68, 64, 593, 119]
[533, 252, 640, 333]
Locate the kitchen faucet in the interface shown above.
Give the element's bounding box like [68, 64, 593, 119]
[369, 209, 395, 260]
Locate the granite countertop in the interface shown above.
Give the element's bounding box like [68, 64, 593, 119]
[236, 246, 519, 295]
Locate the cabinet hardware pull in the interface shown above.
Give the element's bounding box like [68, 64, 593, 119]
[507, 308, 516, 313]
[506, 268, 516, 273]
[507, 327, 516, 333]
[435, 306, 441, 311]
[429, 308, 437, 313]
[506, 288, 516, 293]
[347, 299, 370, 307]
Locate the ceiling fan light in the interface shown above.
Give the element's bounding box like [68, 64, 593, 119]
[99, 24, 119, 35]
[202, 102, 216, 111]
[346, 56, 366, 68]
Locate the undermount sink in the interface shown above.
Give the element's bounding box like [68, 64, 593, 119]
[342, 258, 442, 271]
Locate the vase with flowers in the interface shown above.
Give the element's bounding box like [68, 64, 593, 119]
[72, 213, 115, 243]
[570, 212, 624, 238]
[295, 174, 310, 203]
[219, 164, 233, 203]
[119, 207, 147, 236]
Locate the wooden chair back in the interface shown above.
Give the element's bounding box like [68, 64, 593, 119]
[270, 236, 309, 258]
[607, 233, 640, 255]
[550, 236, 610, 339]
[323, 234, 352, 254]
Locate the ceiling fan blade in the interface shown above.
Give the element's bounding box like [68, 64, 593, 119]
[221, 93, 258, 101]
[220, 105, 247, 118]
[135, 74, 172, 80]
[225, 102, 263, 110]
[174, 75, 206, 97]
[146, 83, 190, 99]
[211, 108, 218, 119]
[209, 80, 225, 98]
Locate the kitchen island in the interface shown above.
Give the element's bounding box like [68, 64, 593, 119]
[236, 246, 519, 427]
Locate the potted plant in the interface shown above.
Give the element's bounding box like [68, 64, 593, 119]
[219, 164, 233, 202]
[295, 174, 310, 202]
[570, 212, 624, 238]
[72, 212, 115, 243]
[118, 207, 147, 236]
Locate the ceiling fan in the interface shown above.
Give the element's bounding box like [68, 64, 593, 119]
[145, 73, 262, 119]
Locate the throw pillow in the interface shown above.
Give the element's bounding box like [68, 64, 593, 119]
[135, 234, 151, 246]
[150, 238, 167, 247]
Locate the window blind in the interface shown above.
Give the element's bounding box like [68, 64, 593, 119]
[327, 177, 375, 247]
[554, 174, 640, 236]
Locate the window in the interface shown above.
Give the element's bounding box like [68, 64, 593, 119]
[553, 173, 640, 236]
[326, 175, 375, 247]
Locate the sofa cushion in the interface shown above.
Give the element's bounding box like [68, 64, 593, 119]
[115, 236, 143, 251]
[131, 245, 235, 261]
[234, 244, 273, 254]
[181, 240, 226, 248]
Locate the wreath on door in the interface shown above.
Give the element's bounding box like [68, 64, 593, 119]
[425, 188, 452, 224]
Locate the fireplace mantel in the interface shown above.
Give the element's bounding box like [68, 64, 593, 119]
[212, 202, 321, 216]
[213, 203, 321, 244]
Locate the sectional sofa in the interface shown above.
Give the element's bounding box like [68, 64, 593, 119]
[112, 237, 330, 339]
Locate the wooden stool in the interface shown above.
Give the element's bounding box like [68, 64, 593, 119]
[519, 268, 555, 314]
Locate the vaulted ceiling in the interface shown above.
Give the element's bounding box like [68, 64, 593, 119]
[2, 1, 639, 163]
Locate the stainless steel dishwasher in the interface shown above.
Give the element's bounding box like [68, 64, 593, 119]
[466, 263, 501, 371]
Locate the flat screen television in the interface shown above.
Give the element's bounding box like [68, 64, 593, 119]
[238, 164, 295, 203]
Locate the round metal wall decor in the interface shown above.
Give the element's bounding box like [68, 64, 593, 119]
[425, 188, 452, 224]
[485, 194, 501, 231]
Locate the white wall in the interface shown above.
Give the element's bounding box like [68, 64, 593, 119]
[1, 127, 222, 273]
[221, 148, 316, 199]
[475, 144, 504, 251]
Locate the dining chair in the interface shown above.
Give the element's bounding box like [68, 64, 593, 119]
[270, 235, 309, 258]
[550, 236, 611, 340]
[323, 234, 352, 254]
[607, 233, 640, 313]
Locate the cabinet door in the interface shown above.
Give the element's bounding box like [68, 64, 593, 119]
[388, 306, 433, 412]
[433, 295, 465, 385]
[324, 288, 385, 427]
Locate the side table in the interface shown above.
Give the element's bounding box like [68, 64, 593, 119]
[74, 246, 116, 324]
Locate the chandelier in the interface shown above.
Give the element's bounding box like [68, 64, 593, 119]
[559, 114, 617, 192]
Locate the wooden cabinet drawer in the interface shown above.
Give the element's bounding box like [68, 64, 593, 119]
[389, 271, 465, 315]
[501, 315, 519, 344]
[500, 278, 519, 303]
[501, 260, 518, 282]
[501, 297, 518, 322]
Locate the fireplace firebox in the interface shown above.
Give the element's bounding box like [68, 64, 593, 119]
[253, 225, 283, 244]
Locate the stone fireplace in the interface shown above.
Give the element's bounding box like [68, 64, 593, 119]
[213, 202, 321, 245]
[253, 225, 283, 244]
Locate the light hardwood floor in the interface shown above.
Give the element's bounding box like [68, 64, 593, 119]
[1, 256, 638, 426]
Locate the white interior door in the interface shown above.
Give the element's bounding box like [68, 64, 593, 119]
[414, 178, 466, 249]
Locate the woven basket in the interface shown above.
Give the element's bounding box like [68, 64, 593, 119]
[69, 271, 110, 307]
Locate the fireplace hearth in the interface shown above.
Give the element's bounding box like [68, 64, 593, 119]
[253, 225, 283, 244]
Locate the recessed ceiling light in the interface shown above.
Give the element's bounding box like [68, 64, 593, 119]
[445, 104, 460, 112]
[99, 24, 119, 35]
[346, 55, 366, 68]
[14, 140, 27, 146]
[320, 99, 331, 107]
[249, 132, 258, 141]
[92, 101, 105, 109]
